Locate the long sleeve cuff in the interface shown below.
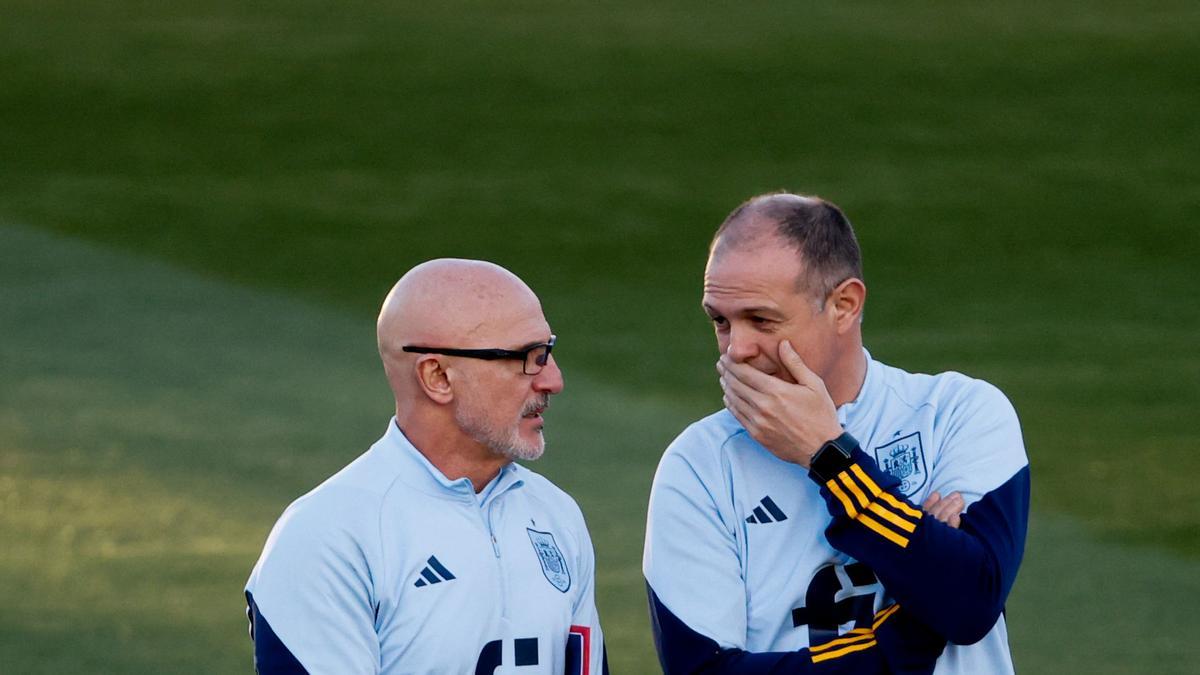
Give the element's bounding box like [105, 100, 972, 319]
[810, 443, 923, 548]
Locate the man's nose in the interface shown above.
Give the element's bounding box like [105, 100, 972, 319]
[533, 354, 564, 394]
[726, 325, 759, 363]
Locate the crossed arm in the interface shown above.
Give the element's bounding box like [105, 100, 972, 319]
[718, 342, 1029, 645]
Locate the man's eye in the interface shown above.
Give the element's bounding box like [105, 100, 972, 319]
[710, 316, 728, 328]
[750, 316, 770, 324]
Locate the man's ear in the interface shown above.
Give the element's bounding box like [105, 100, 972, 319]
[830, 278, 866, 333]
[414, 356, 454, 404]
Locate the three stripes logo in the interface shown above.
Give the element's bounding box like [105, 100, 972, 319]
[825, 464, 923, 548]
[745, 496, 788, 524]
[413, 556, 456, 588]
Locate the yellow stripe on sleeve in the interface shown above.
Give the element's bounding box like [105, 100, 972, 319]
[807, 605, 904, 664]
[837, 473, 872, 510]
[878, 491, 924, 519]
[857, 513, 910, 547]
[849, 464, 883, 498]
[850, 463, 923, 519]
[809, 631, 876, 654]
[868, 501, 918, 533]
[826, 479, 859, 519]
[811, 639, 877, 663]
[872, 603, 901, 629]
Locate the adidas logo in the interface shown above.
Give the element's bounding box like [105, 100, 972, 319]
[413, 556, 456, 587]
[745, 496, 788, 524]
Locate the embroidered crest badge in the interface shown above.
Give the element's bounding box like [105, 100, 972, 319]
[527, 528, 571, 593]
[873, 432, 927, 497]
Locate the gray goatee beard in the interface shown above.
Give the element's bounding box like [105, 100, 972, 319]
[456, 396, 548, 462]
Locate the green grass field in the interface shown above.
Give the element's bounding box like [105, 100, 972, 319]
[2, 1, 1198, 672]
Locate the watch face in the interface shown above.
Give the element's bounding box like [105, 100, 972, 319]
[822, 442, 849, 460]
[814, 442, 852, 479]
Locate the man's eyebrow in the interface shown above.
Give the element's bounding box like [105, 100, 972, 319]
[702, 303, 781, 316]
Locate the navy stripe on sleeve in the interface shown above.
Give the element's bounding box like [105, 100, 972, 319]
[647, 582, 895, 673]
[822, 460, 1030, 645]
[246, 591, 308, 674]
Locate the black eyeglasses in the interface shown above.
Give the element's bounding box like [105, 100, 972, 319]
[402, 335, 556, 375]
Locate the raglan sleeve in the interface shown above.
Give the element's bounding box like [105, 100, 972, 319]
[244, 490, 381, 675]
[813, 380, 1030, 645]
[643, 429, 934, 674]
[568, 505, 609, 675]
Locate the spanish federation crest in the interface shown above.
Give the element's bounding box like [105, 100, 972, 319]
[873, 432, 927, 497]
[527, 528, 571, 593]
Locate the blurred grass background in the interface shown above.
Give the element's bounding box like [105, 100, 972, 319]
[1, 0, 1197, 672]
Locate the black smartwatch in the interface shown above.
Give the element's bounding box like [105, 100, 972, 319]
[810, 431, 858, 482]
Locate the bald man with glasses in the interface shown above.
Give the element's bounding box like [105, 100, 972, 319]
[245, 259, 607, 674]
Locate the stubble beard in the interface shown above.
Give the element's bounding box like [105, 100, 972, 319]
[455, 395, 547, 462]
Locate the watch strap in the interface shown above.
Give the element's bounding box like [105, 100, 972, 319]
[810, 431, 859, 482]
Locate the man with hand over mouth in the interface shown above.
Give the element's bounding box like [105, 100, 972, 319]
[644, 193, 1029, 674]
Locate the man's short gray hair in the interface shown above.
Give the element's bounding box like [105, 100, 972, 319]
[711, 192, 863, 304]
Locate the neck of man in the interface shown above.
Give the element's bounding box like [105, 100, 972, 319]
[395, 413, 509, 494]
[429, 448, 508, 495]
[825, 334, 868, 409]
